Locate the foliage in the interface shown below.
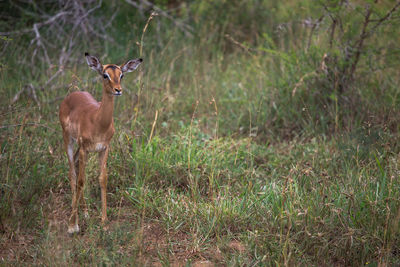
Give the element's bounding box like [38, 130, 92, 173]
[1, 0, 400, 265]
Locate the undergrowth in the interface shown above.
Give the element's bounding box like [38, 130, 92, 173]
[1, 0, 400, 265]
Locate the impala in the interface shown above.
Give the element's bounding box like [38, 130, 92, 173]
[59, 52, 142, 234]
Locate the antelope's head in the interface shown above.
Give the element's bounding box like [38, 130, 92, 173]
[85, 52, 143, 96]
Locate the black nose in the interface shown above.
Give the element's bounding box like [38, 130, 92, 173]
[115, 88, 121, 92]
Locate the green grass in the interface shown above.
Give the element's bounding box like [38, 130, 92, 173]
[2, 0, 400, 265]
[1, 107, 400, 265]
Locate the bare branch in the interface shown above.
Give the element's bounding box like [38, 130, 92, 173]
[33, 23, 51, 66]
[348, 1, 400, 79]
[0, 11, 71, 36]
[44, 68, 63, 88]
[1, 0, 120, 90]
[306, 14, 325, 51]
[11, 84, 40, 107]
[367, 1, 400, 37]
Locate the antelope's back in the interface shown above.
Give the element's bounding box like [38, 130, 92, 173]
[59, 91, 100, 130]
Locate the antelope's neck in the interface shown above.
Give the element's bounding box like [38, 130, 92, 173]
[97, 91, 115, 131]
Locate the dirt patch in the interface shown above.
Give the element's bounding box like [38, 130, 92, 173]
[228, 240, 246, 253]
[135, 222, 224, 266]
[45, 187, 71, 233]
[192, 260, 214, 267]
[1, 188, 224, 266]
[0, 184, 70, 263]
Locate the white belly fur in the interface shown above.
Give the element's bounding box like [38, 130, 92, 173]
[88, 143, 107, 152]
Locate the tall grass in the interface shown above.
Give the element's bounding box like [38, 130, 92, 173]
[1, 0, 400, 265]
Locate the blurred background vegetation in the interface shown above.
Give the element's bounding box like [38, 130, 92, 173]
[1, 0, 400, 265]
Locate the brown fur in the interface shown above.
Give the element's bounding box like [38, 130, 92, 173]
[59, 54, 142, 234]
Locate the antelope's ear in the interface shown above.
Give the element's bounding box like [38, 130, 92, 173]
[85, 52, 103, 74]
[121, 58, 143, 73]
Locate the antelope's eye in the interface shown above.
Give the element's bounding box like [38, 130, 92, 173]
[120, 74, 124, 80]
[103, 73, 109, 79]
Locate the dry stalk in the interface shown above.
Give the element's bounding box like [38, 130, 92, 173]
[188, 100, 199, 199]
[210, 97, 218, 139]
[224, 34, 253, 55]
[132, 11, 158, 127]
[140, 11, 158, 57]
[148, 110, 159, 145]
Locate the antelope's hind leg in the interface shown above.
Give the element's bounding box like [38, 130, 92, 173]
[68, 147, 87, 234]
[65, 136, 77, 197]
[63, 135, 80, 234]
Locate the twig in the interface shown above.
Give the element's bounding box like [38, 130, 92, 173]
[224, 34, 253, 55]
[33, 23, 51, 66]
[306, 14, 325, 51]
[11, 89, 24, 106]
[11, 84, 40, 107]
[366, 1, 400, 38]
[44, 68, 64, 88]
[292, 71, 317, 96]
[328, 18, 337, 49]
[347, 1, 400, 81]
[348, 1, 377, 79]
[104, 7, 120, 29]
[81, 0, 103, 21]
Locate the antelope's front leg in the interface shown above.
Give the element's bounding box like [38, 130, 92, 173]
[98, 147, 109, 226]
[68, 148, 87, 234]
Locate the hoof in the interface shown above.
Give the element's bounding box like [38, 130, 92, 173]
[83, 210, 89, 219]
[102, 223, 109, 231]
[67, 224, 80, 234]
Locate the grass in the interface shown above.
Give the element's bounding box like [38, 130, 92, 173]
[2, 105, 400, 265]
[1, 0, 400, 265]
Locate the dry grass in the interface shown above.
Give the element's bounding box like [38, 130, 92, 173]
[2, 0, 400, 266]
